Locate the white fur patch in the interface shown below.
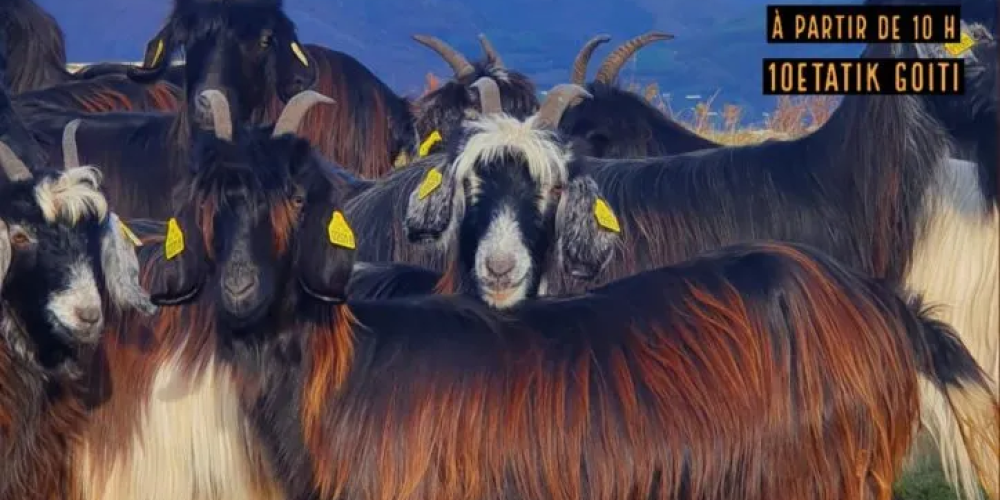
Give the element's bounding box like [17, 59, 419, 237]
[46, 260, 103, 342]
[474, 206, 531, 308]
[73, 353, 285, 500]
[451, 114, 571, 191]
[906, 157, 999, 500]
[33, 166, 108, 225]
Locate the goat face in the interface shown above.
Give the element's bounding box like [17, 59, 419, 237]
[130, 0, 315, 119]
[457, 153, 557, 307]
[0, 170, 110, 374]
[405, 92, 621, 308]
[148, 90, 350, 329]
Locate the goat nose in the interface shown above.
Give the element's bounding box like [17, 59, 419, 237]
[485, 254, 516, 277]
[75, 306, 101, 325]
[224, 275, 256, 298]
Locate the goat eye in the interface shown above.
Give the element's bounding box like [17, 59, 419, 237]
[291, 194, 305, 206]
[259, 31, 273, 48]
[550, 185, 563, 197]
[10, 231, 30, 248]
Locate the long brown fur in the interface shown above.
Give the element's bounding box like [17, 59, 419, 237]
[292, 242, 935, 500]
[72, 228, 284, 500]
[0, 339, 89, 500]
[264, 44, 416, 180]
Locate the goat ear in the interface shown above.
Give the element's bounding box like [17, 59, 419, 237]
[98, 213, 157, 315]
[404, 166, 457, 243]
[0, 219, 9, 291]
[128, 25, 175, 83]
[295, 193, 356, 303]
[276, 39, 318, 102]
[146, 206, 209, 305]
[555, 175, 619, 280]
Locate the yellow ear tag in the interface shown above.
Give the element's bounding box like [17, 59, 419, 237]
[417, 168, 443, 200]
[150, 39, 164, 67]
[164, 217, 185, 260]
[327, 211, 356, 250]
[290, 42, 309, 66]
[119, 220, 143, 247]
[593, 198, 620, 233]
[945, 32, 976, 56]
[418, 130, 442, 157]
[393, 151, 411, 168]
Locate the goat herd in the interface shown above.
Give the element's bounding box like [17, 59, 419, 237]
[0, 0, 997, 499]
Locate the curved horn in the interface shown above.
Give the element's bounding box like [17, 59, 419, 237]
[0, 140, 33, 182]
[533, 84, 592, 130]
[471, 77, 502, 115]
[62, 119, 82, 169]
[272, 90, 335, 137]
[412, 34, 475, 78]
[477, 33, 504, 68]
[571, 34, 611, 84]
[196, 89, 233, 141]
[594, 31, 674, 85]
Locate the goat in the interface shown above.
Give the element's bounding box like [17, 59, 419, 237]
[410, 33, 540, 158]
[558, 32, 722, 158]
[68, 90, 330, 500]
[409, 33, 1000, 500]
[0, 131, 155, 499]
[0, 0, 182, 113]
[18, 0, 345, 219]
[124, 0, 415, 180]
[164, 166, 995, 500]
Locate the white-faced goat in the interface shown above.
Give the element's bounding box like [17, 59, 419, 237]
[0, 138, 154, 500]
[400, 32, 1000, 500]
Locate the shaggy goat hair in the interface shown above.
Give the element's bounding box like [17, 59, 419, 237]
[557, 32, 722, 158]
[67, 90, 334, 500]
[19, 0, 348, 219]
[13, 75, 182, 116]
[0, 127, 155, 499]
[409, 33, 540, 158]
[408, 34, 1000, 500]
[234, 199, 994, 500]
[127, 0, 415, 180]
[0, 0, 183, 114]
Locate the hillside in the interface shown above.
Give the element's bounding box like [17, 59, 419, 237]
[44, 0, 869, 122]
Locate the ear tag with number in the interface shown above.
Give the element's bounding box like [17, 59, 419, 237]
[164, 217, 185, 259]
[417, 168, 443, 200]
[149, 39, 165, 66]
[327, 210, 356, 249]
[119, 220, 143, 247]
[291, 42, 309, 66]
[593, 198, 620, 233]
[945, 32, 976, 56]
[418, 130, 442, 157]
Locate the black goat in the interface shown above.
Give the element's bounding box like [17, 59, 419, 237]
[409, 33, 1000, 500]
[409, 33, 540, 158]
[67, 90, 331, 500]
[197, 176, 994, 500]
[558, 32, 722, 158]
